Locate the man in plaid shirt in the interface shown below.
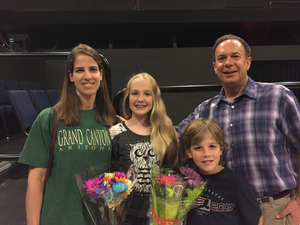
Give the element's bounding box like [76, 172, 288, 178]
[175, 34, 300, 225]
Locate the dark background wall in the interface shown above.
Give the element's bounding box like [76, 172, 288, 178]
[1, 46, 299, 124]
[0, 0, 274, 10]
[1, 0, 300, 124]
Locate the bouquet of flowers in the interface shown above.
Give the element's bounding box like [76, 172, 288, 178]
[149, 165, 206, 225]
[76, 164, 137, 225]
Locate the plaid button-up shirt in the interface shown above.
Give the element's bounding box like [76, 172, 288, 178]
[175, 77, 300, 197]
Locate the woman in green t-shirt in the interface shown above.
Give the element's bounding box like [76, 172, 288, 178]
[19, 44, 116, 225]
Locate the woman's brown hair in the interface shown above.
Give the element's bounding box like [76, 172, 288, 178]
[56, 44, 115, 126]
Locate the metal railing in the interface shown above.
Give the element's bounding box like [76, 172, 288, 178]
[113, 81, 300, 115]
[1, 81, 300, 160]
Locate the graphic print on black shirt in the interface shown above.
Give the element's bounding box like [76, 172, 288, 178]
[194, 188, 235, 216]
[129, 141, 157, 192]
[187, 167, 262, 225]
[110, 122, 160, 218]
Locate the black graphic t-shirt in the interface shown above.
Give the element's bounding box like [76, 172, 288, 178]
[110, 122, 159, 218]
[187, 167, 262, 225]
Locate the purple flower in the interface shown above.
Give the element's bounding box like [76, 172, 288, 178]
[99, 173, 105, 180]
[180, 166, 204, 187]
[154, 173, 163, 185]
[94, 182, 109, 198]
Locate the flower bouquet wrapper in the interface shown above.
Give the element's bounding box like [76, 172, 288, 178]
[75, 163, 138, 225]
[149, 165, 206, 225]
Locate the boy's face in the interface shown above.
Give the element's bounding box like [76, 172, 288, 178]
[186, 132, 223, 175]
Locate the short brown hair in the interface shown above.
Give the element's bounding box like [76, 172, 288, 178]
[182, 118, 229, 166]
[212, 34, 251, 62]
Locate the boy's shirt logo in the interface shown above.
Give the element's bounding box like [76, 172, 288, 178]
[195, 197, 211, 212]
[195, 194, 235, 214]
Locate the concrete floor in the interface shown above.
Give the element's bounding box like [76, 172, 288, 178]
[0, 134, 27, 225]
[0, 168, 27, 225]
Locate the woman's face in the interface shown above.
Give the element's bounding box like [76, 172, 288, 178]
[128, 77, 153, 119]
[69, 54, 103, 105]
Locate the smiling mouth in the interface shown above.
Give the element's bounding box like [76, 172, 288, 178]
[224, 71, 237, 75]
[82, 83, 95, 87]
[202, 160, 213, 164]
[136, 105, 146, 108]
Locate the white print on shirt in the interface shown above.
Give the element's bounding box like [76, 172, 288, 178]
[194, 189, 235, 215]
[195, 196, 235, 213]
[129, 142, 158, 192]
[57, 128, 111, 151]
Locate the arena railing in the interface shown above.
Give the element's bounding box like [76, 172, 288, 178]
[1, 81, 300, 160]
[113, 82, 300, 115]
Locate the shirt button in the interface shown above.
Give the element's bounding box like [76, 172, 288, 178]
[231, 105, 234, 109]
[230, 124, 233, 127]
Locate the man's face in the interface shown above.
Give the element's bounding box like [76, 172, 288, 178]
[213, 39, 251, 88]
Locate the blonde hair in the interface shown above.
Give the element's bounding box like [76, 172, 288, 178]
[182, 118, 229, 166]
[123, 73, 179, 170]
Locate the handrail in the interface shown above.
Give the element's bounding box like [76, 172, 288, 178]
[1, 81, 300, 160]
[113, 82, 300, 115]
[0, 154, 21, 160]
[113, 84, 223, 115]
[269, 1, 300, 8]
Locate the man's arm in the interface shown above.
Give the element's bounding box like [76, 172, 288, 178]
[276, 89, 300, 224]
[174, 106, 201, 140]
[276, 154, 300, 224]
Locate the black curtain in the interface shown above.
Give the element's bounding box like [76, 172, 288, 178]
[248, 60, 300, 101]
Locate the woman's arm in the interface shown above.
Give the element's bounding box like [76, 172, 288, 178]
[26, 166, 47, 225]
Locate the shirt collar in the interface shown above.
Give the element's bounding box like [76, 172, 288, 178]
[216, 76, 257, 105]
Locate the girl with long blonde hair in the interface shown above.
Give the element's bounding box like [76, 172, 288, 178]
[109, 72, 180, 225]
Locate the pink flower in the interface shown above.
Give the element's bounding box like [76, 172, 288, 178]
[160, 175, 176, 187]
[83, 177, 102, 196]
[114, 172, 127, 179]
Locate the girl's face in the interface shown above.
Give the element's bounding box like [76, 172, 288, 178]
[186, 132, 223, 175]
[129, 77, 153, 119]
[69, 55, 103, 104]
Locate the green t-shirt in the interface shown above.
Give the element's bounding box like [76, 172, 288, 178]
[19, 107, 112, 225]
